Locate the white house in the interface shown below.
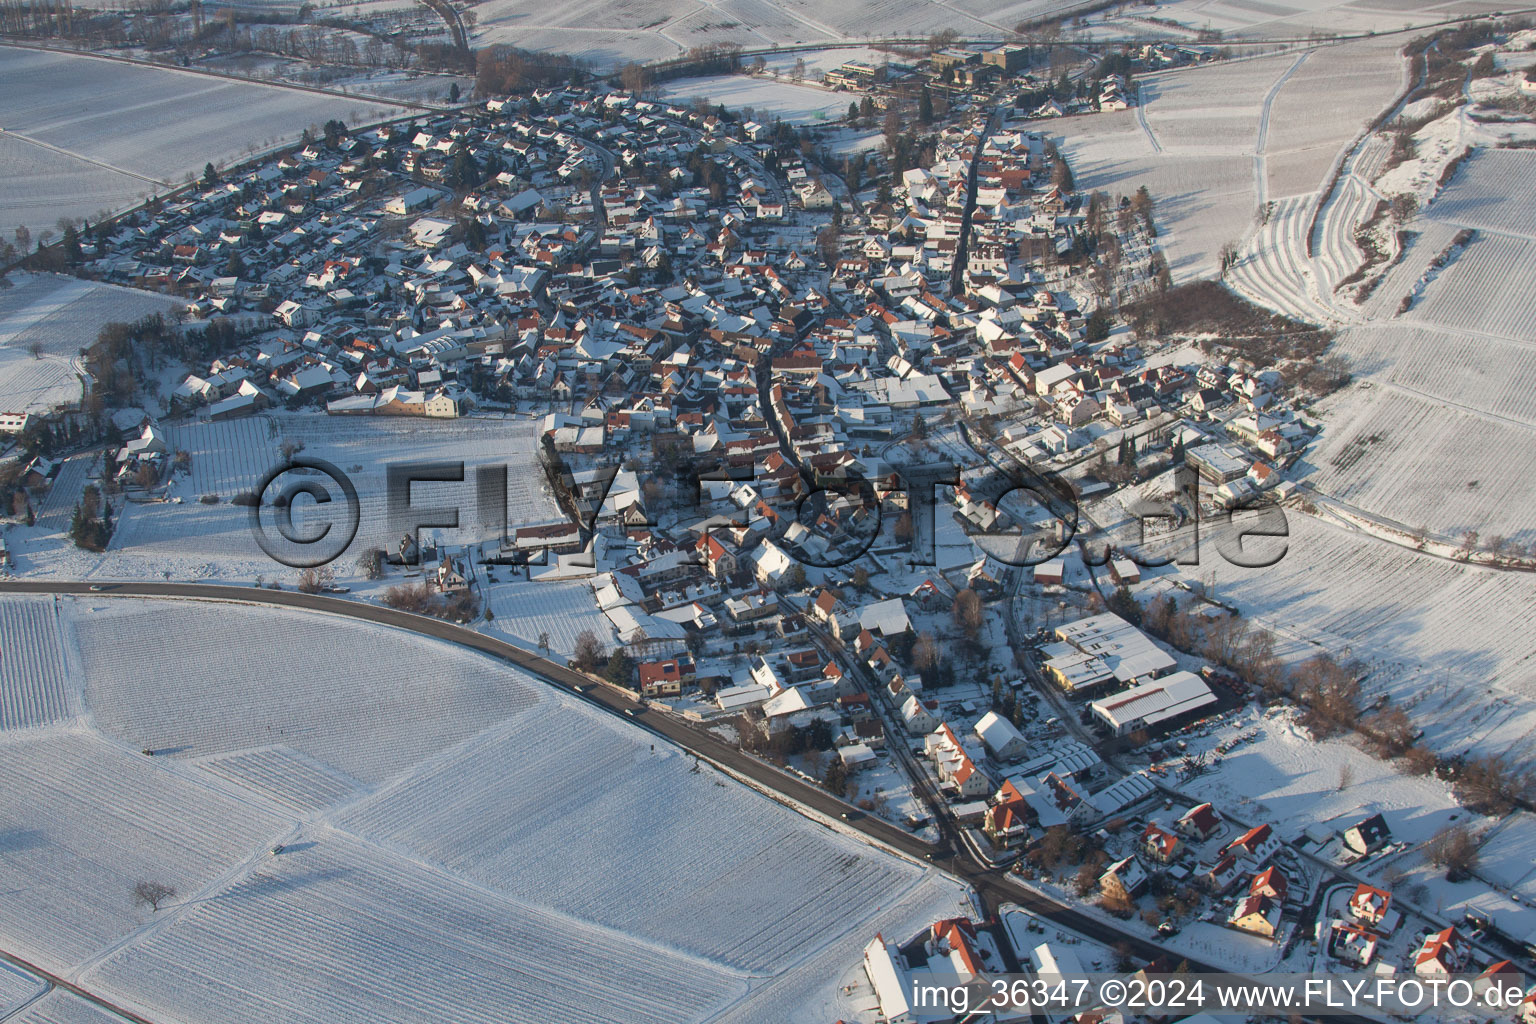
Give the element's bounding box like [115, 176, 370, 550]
[973, 711, 1028, 761]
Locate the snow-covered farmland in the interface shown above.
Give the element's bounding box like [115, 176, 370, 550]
[0, 132, 148, 234]
[1408, 232, 1536, 340]
[467, 0, 1037, 64]
[483, 577, 618, 659]
[1425, 147, 1536, 237]
[1261, 34, 1406, 198]
[1164, 514, 1536, 760]
[340, 699, 931, 972]
[0, 730, 287, 973]
[0, 46, 410, 233]
[0, 273, 178, 358]
[71, 598, 544, 785]
[1306, 325, 1536, 545]
[0, 963, 45, 1019]
[0, 273, 176, 418]
[1044, 109, 1255, 282]
[276, 410, 563, 549]
[2, 992, 125, 1024]
[0, 595, 74, 731]
[17, 412, 565, 583]
[0, 594, 971, 1022]
[84, 830, 747, 1024]
[659, 74, 848, 122]
[1107, 0, 1505, 39]
[1050, 40, 1403, 287]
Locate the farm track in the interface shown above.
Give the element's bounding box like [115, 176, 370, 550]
[1253, 50, 1309, 209]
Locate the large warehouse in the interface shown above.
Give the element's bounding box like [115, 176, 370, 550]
[1089, 670, 1217, 737]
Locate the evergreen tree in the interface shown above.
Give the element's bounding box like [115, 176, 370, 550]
[61, 225, 82, 267]
[918, 85, 934, 125]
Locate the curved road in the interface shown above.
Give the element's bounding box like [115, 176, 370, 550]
[0, 579, 1371, 1021]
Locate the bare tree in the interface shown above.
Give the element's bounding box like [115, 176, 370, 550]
[913, 630, 941, 673]
[572, 629, 605, 672]
[537, 631, 551, 654]
[952, 588, 984, 642]
[1336, 763, 1354, 791]
[132, 880, 176, 913]
[1423, 823, 1480, 879]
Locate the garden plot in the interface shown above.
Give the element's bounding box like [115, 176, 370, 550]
[1425, 147, 1536, 239]
[0, 46, 409, 231]
[482, 578, 617, 660]
[339, 697, 931, 973]
[83, 831, 747, 1024]
[1179, 707, 1471, 846]
[0, 730, 287, 974]
[0, 595, 75, 731]
[70, 598, 545, 785]
[1164, 514, 1536, 760]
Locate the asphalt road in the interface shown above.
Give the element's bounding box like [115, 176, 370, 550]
[0, 580, 1376, 1021]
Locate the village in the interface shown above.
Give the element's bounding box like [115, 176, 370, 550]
[3, 26, 1536, 1024]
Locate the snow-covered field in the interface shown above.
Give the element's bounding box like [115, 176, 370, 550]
[1, 992, 124, 1024]
[72, 598, 543, 785]
[1180, 706, 1471, 845]
[0, 963, 45, 1019]
[659, 74, 847, 122]
[1298, 148, 1536, 545]
[3, 411, 565, 585]
[0, 593, 971, 1021]
[1161, 513, 1536, 761]
[85, 829, 747, 1024]
[1421, 144, 1536, 238]
[339, 699, 928, 972]
[0, 46, 410, 233]
[467, 0, 1030, 65]
[1050, 40, 1403, 287]
[0, 594, 74, 731]
[483, 577, 617, 659]
[0, 729, 289, 973]
[1109, 0, 1506, 38]
[0, 273, 176, 419]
